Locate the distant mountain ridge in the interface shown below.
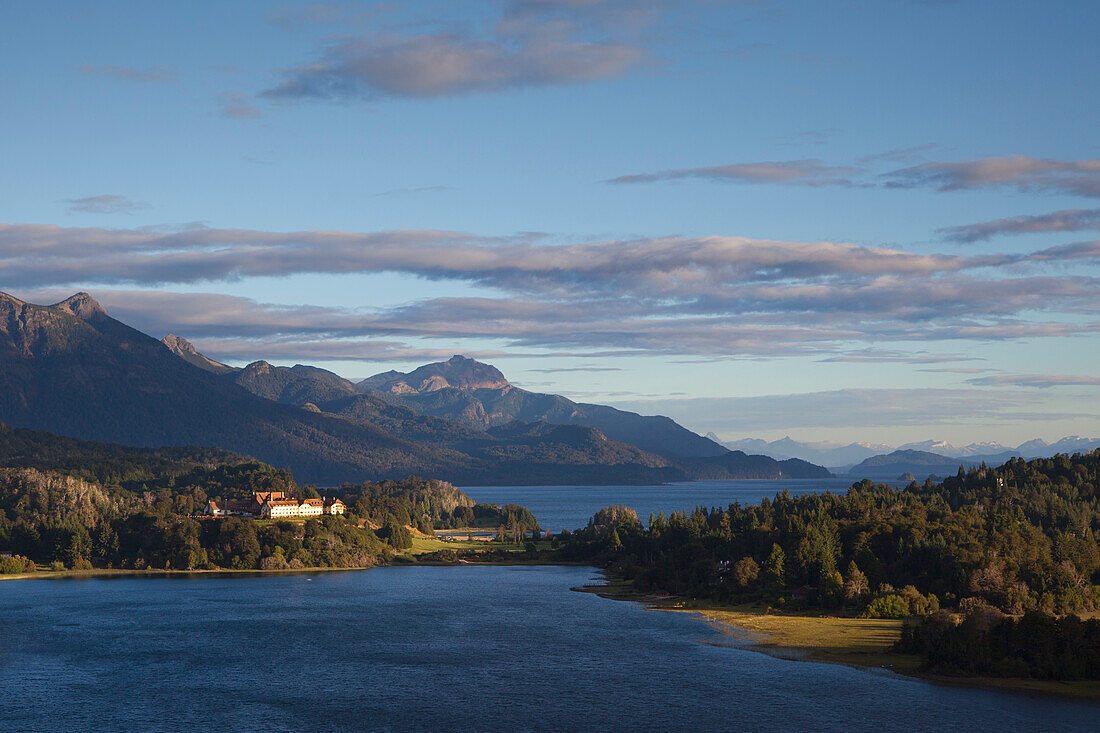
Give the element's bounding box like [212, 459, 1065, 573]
[714, 434, 1100, 468]
[209, 348, 729, 460]
[846, 450, 968, 480]
[355, 355, 729, 460]
[205, 351, 826, 480]
[717, 435, 891, 467]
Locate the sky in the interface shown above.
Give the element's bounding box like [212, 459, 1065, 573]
[2, 0, 1099, 447]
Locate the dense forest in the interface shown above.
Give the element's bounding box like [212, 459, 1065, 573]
[0, 424, 537, 572]
[555, 451, 1100, 678]
[896, 607, 1100, 680]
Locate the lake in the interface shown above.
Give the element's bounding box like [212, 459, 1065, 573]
[463, 477, 884, 532]
[0, 567, 1094, 732]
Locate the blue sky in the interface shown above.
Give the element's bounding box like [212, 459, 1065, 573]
[2, 0, 1099, 446]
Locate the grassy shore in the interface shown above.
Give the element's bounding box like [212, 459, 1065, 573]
[580, 576, 1100, 702]
[0, 530, 546, 580]
[0, 565, 366, 581]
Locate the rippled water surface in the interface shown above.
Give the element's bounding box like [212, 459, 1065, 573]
[1, 566, 1094, 732]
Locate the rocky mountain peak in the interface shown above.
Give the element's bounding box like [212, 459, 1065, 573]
[162, 334, 199, 355]
[243, 360, 274, 375]
[52, 292, 105, 320]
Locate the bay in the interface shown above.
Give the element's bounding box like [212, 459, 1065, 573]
[0, 566, 1094, 732]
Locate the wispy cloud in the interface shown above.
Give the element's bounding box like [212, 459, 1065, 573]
[917, 367, 997, 375]
[967, 374, 1100, 389]
[6, 219, 1100, 362]
[218, 92, 262, 119]
[524, 366, 623, 373]
[882, 155, 1100, 198]
[0, 222, 1032, 290]
[939, 208, 1100, 243]
[606, 159, 861, 186]
[607, 153, 1100, 201]
[818, 348, 982, 365]
[79, 64, 176, 83]
[63, 195, 149, 215]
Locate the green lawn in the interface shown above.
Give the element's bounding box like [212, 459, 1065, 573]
[405, 534, 532, 555]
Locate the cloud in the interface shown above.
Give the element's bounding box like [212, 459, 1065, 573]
[818, 348, 982, 365]
[939, 208, 1100, 243]
[0, 222, 1051, 297]
[917, 368, 997, 375]
[263, 28, 644, 100]
[606, 159, 861, 186]
[1025, 239, 1100, 263]
[218, 92, 262, 119]
[63, 195, 149, 215]
[259, 0, 675, 102]
[524, 366, 623, 373]
[606, 153, 1100, 199]
[5, 219, 1100, 362]
[882, 155, 1100, 198]
[613, 388, 1084, 433]
[79, 65, 176, 83]
[967, 374, 1100, 389]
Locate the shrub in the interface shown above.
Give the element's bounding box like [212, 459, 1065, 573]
[860, 594, 910, 619]
[0, 554, 36, 574]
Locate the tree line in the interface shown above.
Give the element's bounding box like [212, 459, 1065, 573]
[0, 426, 539, 571]
[554, 451, 1100, 679]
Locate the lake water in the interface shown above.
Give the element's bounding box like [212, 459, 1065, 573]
[0, 566, 1094, 732]
[463, 478, 883, 532]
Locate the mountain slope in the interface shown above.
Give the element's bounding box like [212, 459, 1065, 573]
[230, 361, 359, 405]
[359, 356, 728, 459]
[1, 293, 705, 486]
[161, 340, 817, 482]
[676, 451, 832, 480]
[847, 450, 965, 480]
[0, 292, 468, 485]
[310, 395, 688, 484]
[161, 334, 238, 375]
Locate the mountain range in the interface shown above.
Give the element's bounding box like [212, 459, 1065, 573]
[1, 292, 829, 485]
[713, 434, 1100, 471]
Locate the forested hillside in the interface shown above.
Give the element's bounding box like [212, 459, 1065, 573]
[556, 451, 1100, 678]
[0, 425, 533, 572]
[559, 452, 1100, 616]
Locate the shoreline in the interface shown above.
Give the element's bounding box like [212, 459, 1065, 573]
[0, 557, 588, 582]
[577, 575, 1100, 703]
